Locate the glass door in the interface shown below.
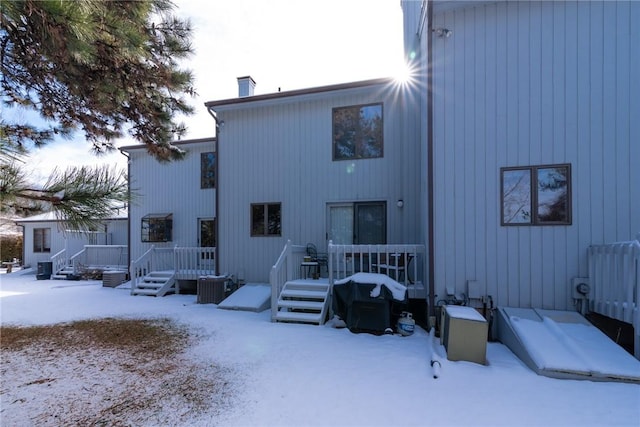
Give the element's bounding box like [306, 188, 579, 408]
[327, 202, 386, 245]
[198, 218, 216, 268]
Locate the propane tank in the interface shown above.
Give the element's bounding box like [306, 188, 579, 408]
[397, 311, 415, 336]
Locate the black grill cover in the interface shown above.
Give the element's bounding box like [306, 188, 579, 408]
[332, 280, 407, 335]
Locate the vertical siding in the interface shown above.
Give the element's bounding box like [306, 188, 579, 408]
[128, 141, 216, 262]
[216, 83, 421, 282]
[429, 1, 640, 310]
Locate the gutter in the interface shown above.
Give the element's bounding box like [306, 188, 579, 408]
[206, 106, 222, 276]
[118, 149, 131, 277]
[426, 0, 436, 318]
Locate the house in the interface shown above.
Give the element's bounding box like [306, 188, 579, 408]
[120, 137, 217, 296]
[206, 77, 423, 285]
[203, 0, 639, 358]
[15, 210, 128, 278]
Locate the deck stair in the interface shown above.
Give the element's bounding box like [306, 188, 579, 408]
[274, 279, 330, 325]
[52, 265, 75, 280]
[131, 271, 176, 297]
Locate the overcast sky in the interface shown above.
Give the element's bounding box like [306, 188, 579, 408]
[25, 0, 405, 182]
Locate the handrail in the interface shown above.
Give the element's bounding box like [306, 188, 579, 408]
[174, 246, 216, 277]
[588, 237, 640, 359]
[69, 248, 86, 275]
[50, 249, 67, 276]
[130, 245, 155, 295]
[270, 240, 307, 322]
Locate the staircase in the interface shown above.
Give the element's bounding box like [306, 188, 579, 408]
[274, 280, 330, 325]
[52, 265, 75, 280]
[131, 271, 176, 297]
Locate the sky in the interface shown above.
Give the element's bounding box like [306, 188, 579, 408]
[24, 0, 406, 183]
[1, 269, 640, 426]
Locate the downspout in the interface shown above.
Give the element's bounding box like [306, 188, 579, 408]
[426, 0, 436, 318]
[206, 106, 221, 276]
[118, 149, 131, 277]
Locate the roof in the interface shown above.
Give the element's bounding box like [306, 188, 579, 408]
[119, 137, 215, 152]
[15, 209, 128, 224]
[205, 77, 394, 109]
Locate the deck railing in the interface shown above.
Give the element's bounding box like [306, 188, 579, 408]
[71, 245, 128, 274]
[130, 246, 216, 295]
[328, 241, 426, 290]
[269, 240, 427, 322]
[588, 233, 640, 359]
[51, 249, 67, 275]
[270, 240, 307, 321]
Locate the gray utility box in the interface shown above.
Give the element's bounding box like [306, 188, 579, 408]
[197, 276, 228, 304]
[441, 305, 488, 365]
[103, 271, 127, 287]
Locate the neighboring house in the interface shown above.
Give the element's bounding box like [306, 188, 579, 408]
[120, 138, 217, 295]
[15, 210, 128, 274]
[206, 77, 423, 287]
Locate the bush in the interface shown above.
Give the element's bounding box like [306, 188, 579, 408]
[1, 235, 23, 263]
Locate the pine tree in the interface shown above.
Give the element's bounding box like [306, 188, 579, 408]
[0, 0, 196, 230]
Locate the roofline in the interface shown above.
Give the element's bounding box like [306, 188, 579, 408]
[205, 77, 394, 109]
[119, 136, 216, 152]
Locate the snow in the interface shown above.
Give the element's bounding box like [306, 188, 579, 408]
[335, 272, 407, 301]
[2, 270, 640, 427]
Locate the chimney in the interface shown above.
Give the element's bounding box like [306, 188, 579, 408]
[237, 76, 256, 97]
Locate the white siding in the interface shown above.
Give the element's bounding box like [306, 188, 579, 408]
[215, 82, 422, 282]
[126, 140, 216, 262]
[426, 0, 640, 310]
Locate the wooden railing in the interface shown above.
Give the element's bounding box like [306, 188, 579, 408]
[51, 249, 67, 275]
[71, 245, 128, 274]
[270, 240, 307, 322]
[328, 241, 426, 287]
[174, 247, 216, 279]
[588, 233, 640, 359]
[130, 246, 216, 295]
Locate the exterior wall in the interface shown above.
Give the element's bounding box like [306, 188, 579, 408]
[214, 82, 422, 283]
[421, 0, 640, 310]
[125, 139, 216, 263]
[17, 217, 127, 268]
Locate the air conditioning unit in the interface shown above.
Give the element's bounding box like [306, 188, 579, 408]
[102, 271, 127, 288]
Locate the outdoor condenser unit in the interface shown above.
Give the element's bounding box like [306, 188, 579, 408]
[102, 271, 127, 288]
[197, 276, 227, 304]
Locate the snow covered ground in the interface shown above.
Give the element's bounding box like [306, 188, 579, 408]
[1, 269, 639, 427]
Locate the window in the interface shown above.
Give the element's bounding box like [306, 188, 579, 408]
[501, 164, 571, 226]
[141, 213, 173, 242]
[327, 202, 386, 244]
[251, 203, 281, 236]
[333, 103, 383, 160]
[33, 228, 51, 253]
[201, 152, 215, 189]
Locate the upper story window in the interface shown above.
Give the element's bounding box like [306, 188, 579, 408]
[501, 164, 571, 226]
[251, 203, 281, 236]
[141, 213, 173, 242]
[201, 152, 215, 189]
[33, 228, 51, 253]
[332, 103, 383, 161]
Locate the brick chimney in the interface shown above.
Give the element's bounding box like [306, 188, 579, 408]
[237, 76, 256, 97]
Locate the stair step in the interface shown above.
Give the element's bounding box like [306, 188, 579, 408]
[138, 283, 164, 289]
[278, 300, 325, 310]
[132, 289, 160, 296]
[275, 311, 323, 324]
[143, 277, 170, 283]
[51, 274, 68, 280]
[284, 282, 329, 292]
[280, 289, 328, 299]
